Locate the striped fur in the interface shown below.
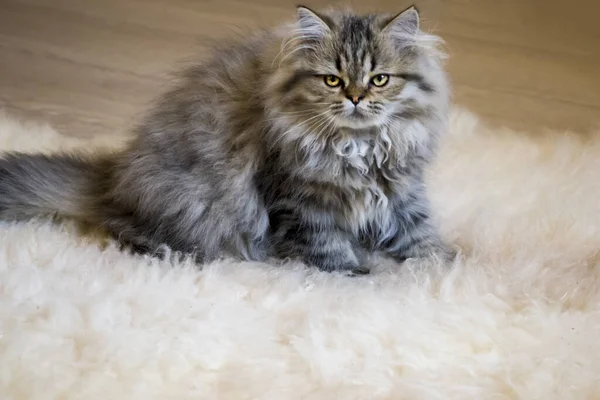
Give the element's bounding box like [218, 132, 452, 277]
[0, 6, 454, 272]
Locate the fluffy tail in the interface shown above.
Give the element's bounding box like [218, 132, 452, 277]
[0, 152, 111, 221]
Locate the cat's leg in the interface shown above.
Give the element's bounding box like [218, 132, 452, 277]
[98, 205, 205, 261]
[271, 211, 367, 273]
[99, 197, 269, 264]
[101, 157, 269, 263]
[379, 202, 455, 264]
[383, 227, 455, 263]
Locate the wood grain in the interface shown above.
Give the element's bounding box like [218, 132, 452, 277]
[0, 0, 599, 137]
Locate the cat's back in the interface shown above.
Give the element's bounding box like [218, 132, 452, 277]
[181, 30, 276, 112]
[125, 28, 282, 180]
[106, 30, 281, 260]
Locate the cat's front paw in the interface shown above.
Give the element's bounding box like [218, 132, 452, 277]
[391, 240, 457, 265]
[313, 258, 370, 274]
[434, 243, 458, 263]
[302, 244, 370, 274]
[344, 265, 371, 276]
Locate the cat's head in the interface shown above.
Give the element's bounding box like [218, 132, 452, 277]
[268, 6, 448, 134]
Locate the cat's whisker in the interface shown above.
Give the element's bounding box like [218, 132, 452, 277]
[317, 115, 338, 139]
[264, 105, 339, 125]
[296, 115, 339, 172]
[282, 112, 334, 165]
[297, 114, 335, 158]
[308, 114, 333, 137]
[279, 45, 315, 65]
[272, 36, 305, 68]
[263, 111, 315, 123]
[281, 109, 317, 114]
[298, 110, 332, 125]
[267, 110, 331, 154]
[277, 105, 331, 116]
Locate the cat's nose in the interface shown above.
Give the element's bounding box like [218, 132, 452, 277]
[346, 95, 364, 106]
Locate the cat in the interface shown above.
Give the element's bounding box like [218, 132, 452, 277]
[0, 5, 454, 273]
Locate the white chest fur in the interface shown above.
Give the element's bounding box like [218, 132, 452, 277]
[331, 134, 398, 236]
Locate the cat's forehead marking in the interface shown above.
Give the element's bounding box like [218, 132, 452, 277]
[336, 15, 378, 79]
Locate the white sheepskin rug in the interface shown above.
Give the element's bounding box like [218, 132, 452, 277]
[1, 109, 600, 399]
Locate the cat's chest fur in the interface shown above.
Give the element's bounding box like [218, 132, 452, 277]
[302, 133, 409, 235]
[267, 124, 419, 234]
[331, 137, 402, 233]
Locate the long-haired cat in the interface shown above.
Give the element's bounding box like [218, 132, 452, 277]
[0, 5, 454, 273]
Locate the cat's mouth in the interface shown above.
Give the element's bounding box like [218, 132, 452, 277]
[336, 111, 380, 129]
[343, 107, 372, 122]
[348, 108, 366, 118]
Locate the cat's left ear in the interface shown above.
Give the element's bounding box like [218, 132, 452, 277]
[381, 5, 420, 41]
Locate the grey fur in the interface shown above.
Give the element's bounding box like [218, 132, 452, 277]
[0, 6, 454, 272]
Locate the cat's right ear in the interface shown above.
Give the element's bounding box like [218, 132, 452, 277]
[296, 5, 332, 39]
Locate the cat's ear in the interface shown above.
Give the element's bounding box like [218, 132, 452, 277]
[296, 5, 332, 40]
[381, 5, 420, 42]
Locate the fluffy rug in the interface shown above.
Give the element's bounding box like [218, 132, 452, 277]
[1, 108, 600, 399]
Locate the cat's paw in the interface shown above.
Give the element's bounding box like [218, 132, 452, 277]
[343, 265, 371, 276]
[437, 244, 458, 263]
[392, 241, 457, 265]
[317, 260, 369, 274]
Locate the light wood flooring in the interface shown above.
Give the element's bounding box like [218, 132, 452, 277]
[1, 0, 599, 137]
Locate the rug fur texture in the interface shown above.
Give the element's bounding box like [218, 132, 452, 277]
[1, 109, 599, 400]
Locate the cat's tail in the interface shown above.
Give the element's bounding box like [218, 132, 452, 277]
[0, 152, 113, 221]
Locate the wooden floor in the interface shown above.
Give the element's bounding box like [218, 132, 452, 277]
[1, 0, 599, 138]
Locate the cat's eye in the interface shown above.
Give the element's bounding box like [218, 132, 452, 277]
[371, 74, 390, 87]
[324, 75, 342, 87]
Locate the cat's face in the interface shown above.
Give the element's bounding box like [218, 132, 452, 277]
[296, 40, 413, 130]
[272, 6, 445, 134]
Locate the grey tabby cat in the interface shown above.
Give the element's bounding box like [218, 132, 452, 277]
[0, 5, 454, 273]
